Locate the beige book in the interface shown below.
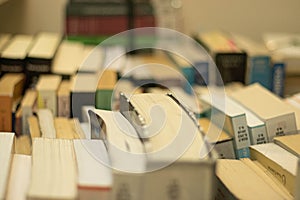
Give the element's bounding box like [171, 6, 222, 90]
[21, 89, 37, 134]
[0, 34, 11, 53]
[54, 117, 78, 139]
[37, 109, 56, 138]
[28, 32, 61, 59]
[230, 83, 297, 141]
[14, 134, 31, 155]
[36, 75, 62, 116]
[69, 118, 86, 139]
[27, 116, 41, 138]
[250, 143, 298, 196]
[0, 132, 14, 200]
[6, 154, 31, 200]
[57, 80, 72, 118]
[51, 40, 83, 75]
[27, 138, 77, 200]
[78, 45, 104, 73]
[274, 134, 300, 157]
[215, 158, 292, 200]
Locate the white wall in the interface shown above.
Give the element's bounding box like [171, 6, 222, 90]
[0, 0, 300, 41]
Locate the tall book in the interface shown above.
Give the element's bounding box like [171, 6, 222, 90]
[5, 154, 31, 200]
[27, 138, 78, 200]
[199, 118, 236, 159]
[71, 73, 98, 121]
[0, 35, 33, 75]
[36, 75, 62, 116]
[200, 94, 251, 158]
[57, 80, 72, 118]
[95, 69, 118, 110]
[51, 40, 84, 78]
[119, 93, 217, 199]
[250, 143, 298, 196]
[73, 139, 112, 200]
[195, 31, 247, 85]
[0, 132, 14, 200]
[231, 33, 272, 90]
[20, 89, 37, 135]
[230, 83, 297, 141]
[26, 32, 61, 88]
[0, 73, 25, 131]
[215, 158, 293, 200]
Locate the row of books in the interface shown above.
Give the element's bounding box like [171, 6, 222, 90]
[1, 90, 300, 199]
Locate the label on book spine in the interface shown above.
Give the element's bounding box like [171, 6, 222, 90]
[272, 62, 285, 97]
[231, 115, 250, 158]
[249, 125, 268, 145]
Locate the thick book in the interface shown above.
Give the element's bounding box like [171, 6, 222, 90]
[195, 31, 247, 85]
[0, 34, 33, 75]
[27, 138, 78, 200]
[0, 73, 25, 131]
[199, 118, 236, 159]
[20, 89, 37, 135]
[0, 132, 14, 200]
[274, 133, 300, 157]
[119, 93, 218, 199]
[36, 75, 62, 116]
[230, 83, 297, 141]
[5, 154, 31, 200]
[250, 143, 298, 196]
[51, 40, 84, 78]
[231, 33, 272, 90]
[57, 80, 72, 118]
[73, 139, 112, 200]
[26, 32, 61, 88]
[215, 158, 293, 200]
[201, 94, 251, 158]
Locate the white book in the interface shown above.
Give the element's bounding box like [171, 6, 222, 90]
[27, 138, 77, 200]
[201, 93, 251, 158]
[73, 139, 112, 200]
[6, 154, 31, 200]
[230, 83, 297, 141]
[0, 132, 14, 200]
[37, 109, 56, 138]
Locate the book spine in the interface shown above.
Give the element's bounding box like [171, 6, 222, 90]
[95, 89, 113, 110]
[265, 113, 297, 141]
[230, 115, 251, 159]
[271, 62, 285, 97]
[25, 59, 52, 89]
[0, 96, 12, 131]
[37, 91, 57, 116]
[248, 125, 268, 145]
[248, 56, 272, 90]
[215, 53, 247, 85]
[0, 58, 25, 74]
[57, 95, 70, 118]
[214, 140, 236, 159]
[22, 107, 32, 135]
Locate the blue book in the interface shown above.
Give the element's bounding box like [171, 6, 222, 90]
[249, 56, 272, 90]
[272, 61, 285, 97]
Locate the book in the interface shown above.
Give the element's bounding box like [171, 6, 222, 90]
[274, 133, 300, 157]
[250, 143, 298, 196]
[230, 33, 272, 90]
[26, 32, 62, 88]
[0, 33, 11, 54]
[95, 69, 118, 110]
[37, 109, 56, 138]
[70, 73, 98, 121]
[195, 31, 247, 85]
[5, 154, 31, 200]
[27, 116, 41, 138]
[0, 132, 14, 200]
[215, 158, 293, 200]
[119, 93, 218, 199]
[54, 117, 80, 139]
[0, 73, 25, 131]
[57, 80, 72, 118]
[73, 139, 112, 200]
[271, 56, 285, 97]
[200, 93, 251, 158]
[0, 34, 33, 74]
[36, 75, 62, 116]
[230, 83, 297, 141]
[20, 89, 37, 135]
[14, 134, 31, 155]
[14, 106, 22, 135]
[199, 118, 236, 159]
[27, 138, 78, 200]
[51, 40, 84, 78]
[77, 45, 104, 73]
